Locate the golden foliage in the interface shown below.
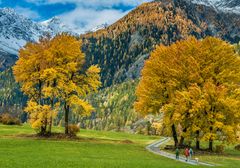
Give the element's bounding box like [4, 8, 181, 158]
[13, 33, 101, 133]
[25, 100, 57, 130]
[135, 37, 240, 143]
[83, 1, 205, 40]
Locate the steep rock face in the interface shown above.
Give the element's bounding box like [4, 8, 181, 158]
[81, 0, 240, 87]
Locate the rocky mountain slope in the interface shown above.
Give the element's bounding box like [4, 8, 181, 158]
[0, 8, 77, 70]
[191, 0, 240, 14]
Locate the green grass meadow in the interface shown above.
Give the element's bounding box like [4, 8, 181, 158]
[0, 124, 239, 168]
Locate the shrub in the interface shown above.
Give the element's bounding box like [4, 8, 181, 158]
[235, 144, 240, 151]
[68, 124, 80, 136]
[215, 145, 225, 153]
[0, 113, 21, 125]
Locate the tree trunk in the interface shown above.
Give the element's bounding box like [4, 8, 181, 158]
[38, 80, 43, 105]
[171, 124, 178, 147]
[64, 103, 70, 134]
[44, 118, 47, 133]
[196, 130, 200, 150]
[48, 99, 54, 134]
[38, 80, 46, 135]
[40, 126, 46, 135]
[179, 128, 187, 146]
[179, 137, 184, 146]
[209, 126, 213, 151]
[49, 116, 52, 134]
[209, 139, 213, 151]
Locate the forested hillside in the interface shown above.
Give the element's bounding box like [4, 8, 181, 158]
[78, 80, 162, 134]
[82, 80, 139, 131]
[0, 69, 26, 117]
[82, 0, 240, 87]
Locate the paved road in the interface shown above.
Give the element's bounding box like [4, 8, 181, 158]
[146, 137, 215, 166]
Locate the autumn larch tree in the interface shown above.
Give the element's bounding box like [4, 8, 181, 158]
[135, 37, 240, 150]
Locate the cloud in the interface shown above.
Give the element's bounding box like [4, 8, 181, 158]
[15, 6, 40, 19]
[50, 0, 151, 8]
[58, 0, 151, 33]
[26, 0, 151, 7]
[60, 7, 129, 33]
[25, 0, 152, 33]
[25, 0, 45, 4]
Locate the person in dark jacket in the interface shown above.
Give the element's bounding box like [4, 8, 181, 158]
[189, 148, 193, 160]
[176, 147, 179, 160]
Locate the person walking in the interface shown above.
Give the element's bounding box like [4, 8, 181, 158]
[175, 147, 179, 160]
[189, 148, 193, 160]
[184, 147, 189, 162]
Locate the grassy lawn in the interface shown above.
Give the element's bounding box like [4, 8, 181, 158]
[0, 124, 239, 168]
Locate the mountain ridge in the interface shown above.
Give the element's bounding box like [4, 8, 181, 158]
[190, 0, 240, 14]
[81, 0, 240, 87]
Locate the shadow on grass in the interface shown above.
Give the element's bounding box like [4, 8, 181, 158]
[8, 133, 135, 145]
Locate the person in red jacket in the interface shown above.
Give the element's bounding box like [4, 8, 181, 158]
[184, 147, 190, 162]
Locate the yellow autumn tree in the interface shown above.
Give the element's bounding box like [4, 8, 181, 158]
[13, 37, 53, 134]
[13, 33, 101, 135]
[135, 37, 240, 150]
[42, 33, 101, 134]
[24, 100, 57, 131]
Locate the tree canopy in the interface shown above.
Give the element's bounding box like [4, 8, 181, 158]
[13, 34, 101, 135]
[135, 37, 240, 150]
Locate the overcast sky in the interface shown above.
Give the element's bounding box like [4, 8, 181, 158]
[0, 0, 152, 33]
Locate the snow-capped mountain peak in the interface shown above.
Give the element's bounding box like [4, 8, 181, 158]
[42, 16, 62, 25]
[0, 7, 79, 70]
[191, 0, 240, 14]
[84, 23, 109, 34]
[0, 8, 78, 55]
[0, 8, 43, 55]
[90, 23, 109, 32]
[1, 7, 16, 15]
[40, 16, 77, 36]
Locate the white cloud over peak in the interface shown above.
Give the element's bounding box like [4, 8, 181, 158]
[15, 6, 40, 19]
[60, 7, 129, 33]
[26, 0, 151, 7]
[25, 0, 152, 33]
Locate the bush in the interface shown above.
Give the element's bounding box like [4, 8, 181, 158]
[215, 145, 225, 153]
[0, 113, 21, 125]
[235, 144, 240, 151]
[68, 124, 80, 136]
